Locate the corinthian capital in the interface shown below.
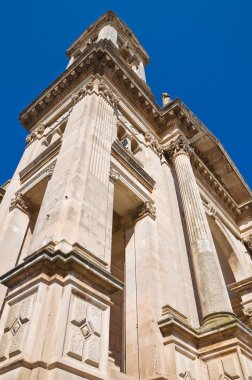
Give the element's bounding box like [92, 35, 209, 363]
[165, 135, 193, 161]
[136, 201, 156, 220]
[242, 234, 252, 254]
[9, 192, 33, 214]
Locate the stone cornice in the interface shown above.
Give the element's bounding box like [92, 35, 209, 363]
[158, 311, 252, 355]
[19, 40, 153, 131]
[9, 192, 35, 215]
[135, 201, 156, 221]
[0, 248, 123, 294]
[19, 139, 61, 183]
[111, 139, 155, 192]
[18, 38, 252, 220]
[163, 135, 252, 222]
[190, 150, 248, 221]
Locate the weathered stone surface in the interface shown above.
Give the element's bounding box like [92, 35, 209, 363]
[0, 10, 251, 380]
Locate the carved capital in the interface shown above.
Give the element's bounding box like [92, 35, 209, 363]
[165, 135, 193, 161]
[25, 123, 45, 145]
[9, 192, 33, 214]
[25, 131, 36, 145]
[36, 123, 45, 138]
[242, 234, 252, 254]
[109, 167, 120, 183]
[136, 201, 156, 220]
[208, 203, 218, 220]
[144, 131, 163, 158]
[243, 305, 252, 326]
[98, 80, 120, 108]
[46, 165, 55, 180]
[71, 87, 86, 105]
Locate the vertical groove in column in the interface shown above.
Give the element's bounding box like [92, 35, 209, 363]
[172, 150, 233, 320]
[174, 153, 208, 243]
[53, 97, 87, 183]
[89, 98, 113, 185]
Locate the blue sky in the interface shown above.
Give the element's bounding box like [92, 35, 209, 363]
[1, 0, 251, 188]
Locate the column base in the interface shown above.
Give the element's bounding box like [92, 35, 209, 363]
[201, 311, 236, 330]
[158, 308, 252, 379]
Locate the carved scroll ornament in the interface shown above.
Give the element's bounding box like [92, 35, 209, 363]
[165, 135, 193, 162]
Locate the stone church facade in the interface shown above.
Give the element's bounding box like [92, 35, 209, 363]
[0, 11, 252, 380]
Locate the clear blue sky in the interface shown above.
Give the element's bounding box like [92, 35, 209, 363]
[1, 0, 251, 188]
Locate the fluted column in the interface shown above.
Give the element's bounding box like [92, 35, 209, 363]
[166, 135, 233, 323]
[27, 79, 118, 264]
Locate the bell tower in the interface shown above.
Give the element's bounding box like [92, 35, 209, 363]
[0, 10, 252, 380]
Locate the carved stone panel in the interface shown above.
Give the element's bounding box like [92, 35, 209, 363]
[66, 294, 104, 368]
[0, 294, 34, 363]
[180, 372, 195, 380]
[207, 354, 242, 380]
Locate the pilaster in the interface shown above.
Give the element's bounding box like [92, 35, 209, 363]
[125, 209, 166, 380]
[27, 79, 118, 266]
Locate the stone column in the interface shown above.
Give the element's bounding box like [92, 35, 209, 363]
[27, 79, 118, 265]
[0, 193, 32, 305]
[166, 135, 233, 323]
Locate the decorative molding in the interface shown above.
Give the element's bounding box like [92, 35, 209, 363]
[19, 139, 61, 185]
[98, 80, 120, 108]
[165, 135, 193, 161]
[109, 166, 120, 183]
[162, 304, 188, 324]
[242, 234, 252, 254]
[26, 123, 45, 145]
[66, 295, 103, 367]
[111, 140, 155, 192]
[0, 294, 34, 362]
[229, 277, 252, 327]
[243, 305, 252, 326]
[144, 131, 163, 157]
[136, 201, 156, 220]
[9, 192, 34, 215]
[208, 203, 218, 220]
[179, 372, 194, 380]
[46, 164, 55, 180]
[18, 41, 251, 222]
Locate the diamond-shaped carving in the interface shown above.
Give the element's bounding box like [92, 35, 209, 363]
[81, 323, 92, 339]
[11, 320, 21, 336]
[180, 372, 194, 380]
[71, 297, 87, 326]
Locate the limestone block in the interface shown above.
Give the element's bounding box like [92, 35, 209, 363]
[0, 293, 34, 364]
[65, 292, 107, 370]
[207, 354, 243, 380]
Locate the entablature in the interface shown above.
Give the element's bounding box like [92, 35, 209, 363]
[19, 33, 251, 228]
